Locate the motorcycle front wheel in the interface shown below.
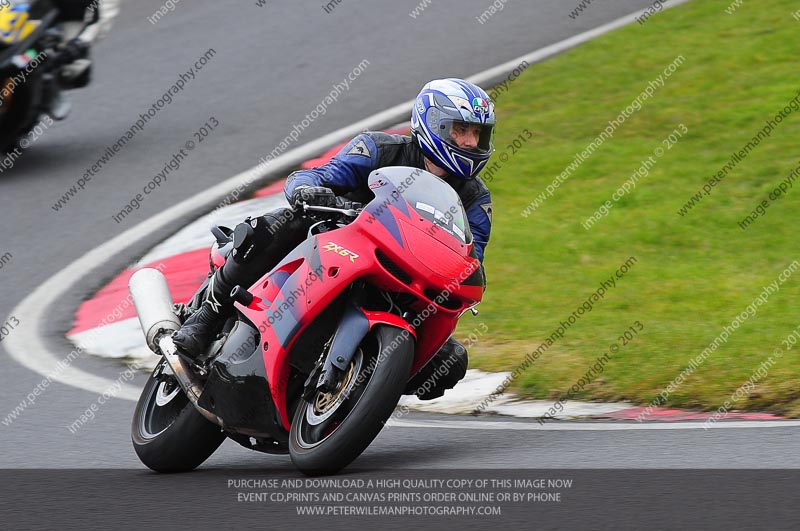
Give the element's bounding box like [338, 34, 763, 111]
[131, 358, 225, 473]
[289, 324, 414, 476]
[0, 76, 37, 155]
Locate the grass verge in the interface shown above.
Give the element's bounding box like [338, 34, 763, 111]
[455, 0, 800, 416]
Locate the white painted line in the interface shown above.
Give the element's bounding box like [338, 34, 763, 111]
[387, 418, 800, 431]
[135, 193, 289, 267]
[4, 0, 694, 402]
[398, 370, 632, 417]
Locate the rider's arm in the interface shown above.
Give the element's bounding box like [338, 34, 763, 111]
[465, 193, 492, 263]
[285, 134, 379, 201]
[78, 0, 119, 44]
[56, 0, 119, 44]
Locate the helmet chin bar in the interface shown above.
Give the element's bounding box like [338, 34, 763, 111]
[439, 140, 490, 179]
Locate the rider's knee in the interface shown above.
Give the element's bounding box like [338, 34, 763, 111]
[231, 216, 273, 263]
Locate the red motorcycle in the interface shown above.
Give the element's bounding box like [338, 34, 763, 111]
[128, 166, 484, 475]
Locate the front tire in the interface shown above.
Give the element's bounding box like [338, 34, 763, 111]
[289, 325, 414, 475]
[131, 358, 225, 472]
[0, 76, 39, 156]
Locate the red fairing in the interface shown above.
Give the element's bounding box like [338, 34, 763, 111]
[230, 170, 483, 431]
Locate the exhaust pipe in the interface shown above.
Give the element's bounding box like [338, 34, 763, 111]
[129, 268, 181, 352]
[129, 268, 224, 427]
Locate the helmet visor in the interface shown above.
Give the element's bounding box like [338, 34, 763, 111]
[438, 119, 494, 155]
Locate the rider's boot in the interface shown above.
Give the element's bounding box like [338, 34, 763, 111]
[172, 268, 236, 360]
[41, 75, 72, 121]
[171, 213, 281, 359]
[405, 337, 468, 400]
[172, 208, 309, 360]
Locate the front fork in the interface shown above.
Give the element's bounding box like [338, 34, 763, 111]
[303, 287, 416, 399]
[314, 301, 370, 394]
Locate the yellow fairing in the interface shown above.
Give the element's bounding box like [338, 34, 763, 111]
[0, 4, 40, 45]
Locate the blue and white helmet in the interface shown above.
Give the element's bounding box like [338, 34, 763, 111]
[411, 78, 495, 179]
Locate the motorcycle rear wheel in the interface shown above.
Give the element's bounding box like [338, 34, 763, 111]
[131, 358, 225, 473]
[289, 325, 414, 475]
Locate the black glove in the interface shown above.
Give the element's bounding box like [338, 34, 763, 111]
[291, 186, 336, 208]
[58, 38, 90, 65]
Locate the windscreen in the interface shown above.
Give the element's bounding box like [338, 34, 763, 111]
[369, 166, 472, 245]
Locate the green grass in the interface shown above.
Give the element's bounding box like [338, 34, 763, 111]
[454, 0, 800, 415]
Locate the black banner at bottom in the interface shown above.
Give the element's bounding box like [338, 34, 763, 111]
[1, 469, 797, 530]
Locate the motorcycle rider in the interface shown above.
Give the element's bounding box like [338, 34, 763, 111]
[173, 78, 495, 400]
[46, 0, 119, 118]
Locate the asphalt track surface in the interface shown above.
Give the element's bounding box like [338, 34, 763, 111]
[3, 3, 797, 527]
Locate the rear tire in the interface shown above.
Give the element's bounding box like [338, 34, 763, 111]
[131, 358, 225, 473]
[289, 325, 414, 475]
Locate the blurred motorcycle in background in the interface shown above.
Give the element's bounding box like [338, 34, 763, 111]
[0, 0, 95, 154]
